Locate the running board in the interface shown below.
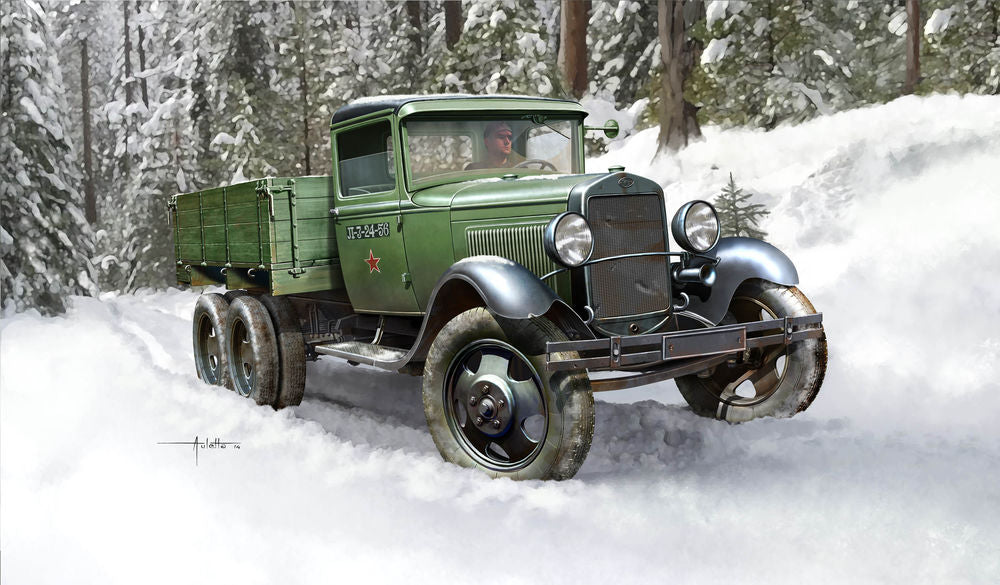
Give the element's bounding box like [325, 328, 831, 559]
[313, 341, 408, 367]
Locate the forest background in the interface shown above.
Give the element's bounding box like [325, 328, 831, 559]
[2, 0, 998, 315]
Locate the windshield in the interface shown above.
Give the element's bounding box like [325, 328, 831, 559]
[404, 117, 580, 187]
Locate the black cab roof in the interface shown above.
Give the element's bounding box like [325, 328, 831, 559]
[330, 94, 584, 127]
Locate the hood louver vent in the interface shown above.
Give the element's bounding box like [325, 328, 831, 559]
[466, 224, 556, 278]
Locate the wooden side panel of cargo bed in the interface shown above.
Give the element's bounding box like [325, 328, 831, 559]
[269, 176, 339, 266]
[174, 182, 272, 267]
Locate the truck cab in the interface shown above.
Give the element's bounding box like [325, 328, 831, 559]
[329, 95, 588, 316]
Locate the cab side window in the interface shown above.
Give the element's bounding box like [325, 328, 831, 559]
[337, 121, 395, 197]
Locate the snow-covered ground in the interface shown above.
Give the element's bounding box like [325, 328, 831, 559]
[3, 95, 1000, 584]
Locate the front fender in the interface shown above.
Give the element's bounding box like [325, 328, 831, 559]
[438, 256, 561, 319]
[404, 256, 593, 364]
[686, 237, 799, 325]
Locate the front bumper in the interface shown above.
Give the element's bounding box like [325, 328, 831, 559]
[544, 313, 824, 391]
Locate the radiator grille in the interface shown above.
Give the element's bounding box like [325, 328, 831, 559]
[586, 194, 671, 320]
[466, 223, 556, 277]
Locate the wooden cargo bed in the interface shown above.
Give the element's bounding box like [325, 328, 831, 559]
[170, 176, 346, 296]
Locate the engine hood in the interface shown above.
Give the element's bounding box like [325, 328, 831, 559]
[409, 174, 604, 209]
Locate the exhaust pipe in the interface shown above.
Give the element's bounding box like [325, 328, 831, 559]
[673, 264, 717, 287]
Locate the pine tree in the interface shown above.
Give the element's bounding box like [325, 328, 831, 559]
[922, 0, 1000, 94]
[816, 1, 907, 104]
[174, 0, 293, 185]
[434, 0, 563, 96]
[588, 0, 659, 107]
[119, 0, 203, 290]
[91, 0, 175, 291]
[292, 1, 356, 174]
[212, 0, 288, 182]
[54, 0, 119, 221]
[713, 174, 769, 240]
[210, 84, 279, 184]
[693, 0, 826, 128]
[90, 0, 150, 292]
[1, 0, 99, 314]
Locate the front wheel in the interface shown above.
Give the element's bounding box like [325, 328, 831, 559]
[675, 279, 827, 423]
[422, 308, 594, 480]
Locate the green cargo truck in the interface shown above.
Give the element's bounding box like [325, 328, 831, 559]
[171, 95, 827, 480]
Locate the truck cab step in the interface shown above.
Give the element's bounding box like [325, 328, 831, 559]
[313, 340, 408, 367]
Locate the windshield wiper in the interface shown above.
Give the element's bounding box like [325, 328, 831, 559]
[522, 114, 570, 140]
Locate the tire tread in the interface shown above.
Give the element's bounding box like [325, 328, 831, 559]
[676, 279, 827, 422]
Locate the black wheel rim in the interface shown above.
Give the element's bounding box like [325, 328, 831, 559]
[444, 340, 547, 471]
[230, 319, 255, 397]
[196, 314, 222, 384]
[702, 295, 788, 407]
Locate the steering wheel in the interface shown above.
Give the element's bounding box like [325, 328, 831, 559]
[514, 159, 558, 171]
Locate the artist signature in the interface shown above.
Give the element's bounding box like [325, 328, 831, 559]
[158, 436, 241, 466]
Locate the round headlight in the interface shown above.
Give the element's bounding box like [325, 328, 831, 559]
[544, 212, 594, 267]
[671, 200, 720, 253]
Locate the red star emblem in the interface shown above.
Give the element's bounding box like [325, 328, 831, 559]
[365, 249, 381, 273]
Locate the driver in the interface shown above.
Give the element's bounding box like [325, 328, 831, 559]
[465, 121, 514, 170]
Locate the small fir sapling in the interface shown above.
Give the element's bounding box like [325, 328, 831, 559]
[713, 173, 770, 240]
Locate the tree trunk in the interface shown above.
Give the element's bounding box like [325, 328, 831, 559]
[993, 1, 999, 45]
[344, 1, 356, 31]
[763, 0, 776, 128]
[559, 0, 589, 99]
[123, 0, 134, 105]
[406, 1, 422, 55]
[81, 39, 97, 225]
[296, 19, 311, 175]
[136, 1, 149, 107]
[904, 0, 920, 95]
[657, 0, 703, 152]
[445, 0, 462, 49]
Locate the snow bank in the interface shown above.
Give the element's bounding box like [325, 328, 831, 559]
[4, 95, 1000, 584]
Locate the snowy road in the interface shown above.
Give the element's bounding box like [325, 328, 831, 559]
[4, 96, 1000, 583]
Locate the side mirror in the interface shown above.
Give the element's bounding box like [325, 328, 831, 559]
[584, 120, 620, 139]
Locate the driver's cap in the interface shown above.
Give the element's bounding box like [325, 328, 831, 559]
[484, 121, 513, 138]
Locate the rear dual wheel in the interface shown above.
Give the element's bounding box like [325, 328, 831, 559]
[260, 295, 306, 408]
[226, 296, 279, 406]
[193, 294, 232, 388]
[192, 292, 305, 408]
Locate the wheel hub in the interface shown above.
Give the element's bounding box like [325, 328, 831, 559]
[464, 375, 514, 437]
[444, 340, 549, 471]
[477, 397, 496, 419]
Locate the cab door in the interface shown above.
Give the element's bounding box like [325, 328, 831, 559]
[333, 117, 420, 314]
